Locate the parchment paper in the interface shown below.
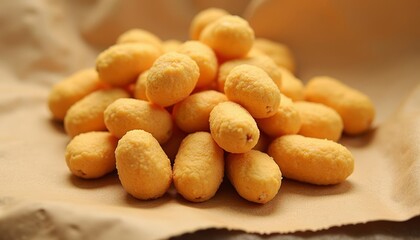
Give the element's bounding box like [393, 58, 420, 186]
[1, 0, 420, 239]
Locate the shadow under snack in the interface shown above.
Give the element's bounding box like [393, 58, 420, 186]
[68, 171, 120, 189]
[281, 179, 354, 197]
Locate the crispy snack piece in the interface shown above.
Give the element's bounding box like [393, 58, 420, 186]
[295, 101, 343, 141]
[177, 40, 218, 88]
[133, 70, 149, 101]
[225, 64, 281, 118]
[65, 131, 118, 179]
[226, 150, 282, 204]
[256, 94, 301, 137]
[64, 89, 129, 138]
[115, 130, 172, 200]
[172, 90, 227, 133]
[190, 8, 229, 40]
[96, 43, 161, 87]
[278, 67, 304, 101]
[268, 135, 354, 185]
[209, 101, 259, 153]
[253, 38, 296, 73]
[48, 68, 104, 121]
[217, 55, 282, 93]
[173, 132, 224, 202]
[104, 98, 173, 143]
[304, 76, 375, 135]
[146, 52, 199, 107]
[200, 15, 254, 60]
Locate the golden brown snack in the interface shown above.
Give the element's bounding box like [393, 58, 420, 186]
[133, 70, 149, 101]
[278, 67, 304, 101]
[256, 94, 301, 137]
[96, 43, 161, 87]
[304, 76, 375, 135]
[48, 68, 104, 121]
[116, 28, 163, 52]
[173, 132, 224, 202]
[104, 98, 172, 143]
[295, 101, 343, 141]
[146, 52, 200, 107]
[172, 90, 227, 133]
[226, 150, 281, 204]
[115, 130, 172, 200]
[65, 131, 118, 179]
[200, 15, 254, 60]
[64, 89, 129, 138]
[225, 64, 281, 118]
[209, 101, 259, 153]
[162, 39, 181, 53]
[177, 40, 218, 88]
[253, 38, 296, 73]
[268, 135, 354, 185]
[190, 8, 229, 40]
[217, 55, 282, 92]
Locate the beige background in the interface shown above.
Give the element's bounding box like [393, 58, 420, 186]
[0, 0, 419, 239]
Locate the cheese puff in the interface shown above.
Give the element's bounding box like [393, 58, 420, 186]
[116, 28, 163, 52]
[304, 76, 375, 135]
[146, 52, 199, 107]
[268, 135, 354, 185]
[224, 64, 281, 118]
[190, 8, 229, 40]
[133, 70, 149, 101]
[96, 43, 161, 87]
[278, 66, 304, 101]
[104, 98, 173, 143]
[177, 41, 218, 88]
[173, 132, 224, 202]
[226, 150, 281, 204]
[65, 131, 117, 179]
[116, 130, 172, 200]
[64, 89, 129, 138]
[162, 39, 182, 53]
[200, 15, 254, 60]
[256, 94, 301, 137]
[48, 68, 104, 121]
[209, 101, 259, 153]
[253, 38, 296, 73]
[217, 55, 282, 92]
[172, 90, 227, 133]
[295, 101, 343, 141]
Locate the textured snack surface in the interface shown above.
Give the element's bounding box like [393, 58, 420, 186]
[304, 76, 375, 135]
[173, 132, 224, 202]
[268, 135, 354, 185]
[209, 101, 260, 153]
[115, 130, 172, 200]
[226, 150, 282, 204]
[48, 68, 103, 121]
[224, 64, 281, 118]
[173, 90, 227, 133]
[64, 89, 129, 138]
[146, 52, 200, 107]
[295, 101, 343, 141]
[65, 131, 118, 179]
[104, 98, 173, 143]
[96, 43, 161, 87]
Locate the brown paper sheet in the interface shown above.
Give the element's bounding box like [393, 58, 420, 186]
[1, 0, 420, 239]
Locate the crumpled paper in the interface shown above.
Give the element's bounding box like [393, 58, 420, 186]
[0, 0, 419, 239]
